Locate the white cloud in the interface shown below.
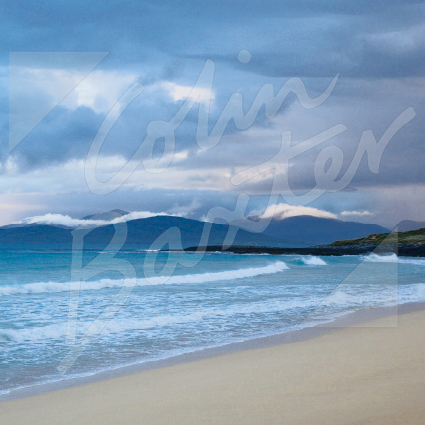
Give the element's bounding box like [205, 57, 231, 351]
[15, 213, 87, 227]
[254, 203, 337, 220]
[0, 153, 233, 198]
[340, 210, 373, 217]
[64, 70, 138, 113]
[12, 63, 138, 115]
[364, 25, 425, 53]
[14, 210, 182, 228]
[160, 82, 214, 105]
[167, 199, 201, 216]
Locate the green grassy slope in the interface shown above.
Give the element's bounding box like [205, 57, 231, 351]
[331, 227, 425, 246]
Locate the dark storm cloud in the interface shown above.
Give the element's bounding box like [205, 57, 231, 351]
[1, 0, 424, 76]
[10, 106, 103, 169]
[1, 0, 425, 226]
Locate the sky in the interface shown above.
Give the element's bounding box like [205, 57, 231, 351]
[1, 0, 424, 228]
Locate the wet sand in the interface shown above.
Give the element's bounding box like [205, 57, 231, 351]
[1, 304, 425, 425]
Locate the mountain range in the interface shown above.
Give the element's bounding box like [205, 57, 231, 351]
[0, 215, 288, 250]
[0, 211, 401, 250]
[396, 220, 425, 232]
[258, 216, 389, 245]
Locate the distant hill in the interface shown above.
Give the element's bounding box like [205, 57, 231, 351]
[0, 225, 72, 245]
[81, 216, 293, 248]
[257, 215, 389, 245]
[332, 227, 425, 246]
[0, 215, 293, 250]
[182, 227, 425, 257]
[0, 213, 397, 250]
[397, 220, 425, 232]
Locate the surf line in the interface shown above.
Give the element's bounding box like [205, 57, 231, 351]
[85, 58, 339, 195]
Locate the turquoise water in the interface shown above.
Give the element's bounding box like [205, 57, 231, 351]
[0, 249, 424, 395]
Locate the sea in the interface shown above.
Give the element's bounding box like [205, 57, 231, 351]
[1, 248, 425, 396]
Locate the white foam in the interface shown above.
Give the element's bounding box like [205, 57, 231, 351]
[0, 293, 323, 343]
[362, 253, 425, 266]
[0, 262, 289, 296]
[4, 282, 425, 345]
[361, 253, 398, 263]
[0, 324, 65, 343]
[318, 284, 397, 309]
[300, 256, 327, 266]
[400, 283, 425, 303]
[306, 282, 425, 318]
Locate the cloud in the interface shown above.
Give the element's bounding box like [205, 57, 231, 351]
[253, 203, 338, 220]
[14, 210, 182, 228]
[167, 199, 201, 216]
[160, 82, 214, 105]
[2, 0, 425, 231]
[63, 70, 138, 113]
[340, 210, 373, 217]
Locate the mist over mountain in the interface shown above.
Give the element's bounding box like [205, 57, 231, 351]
[0, 215, 293, 250]
[0, 212, 392, 250]
[80, 210, 130, 221]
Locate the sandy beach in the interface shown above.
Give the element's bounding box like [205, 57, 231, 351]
[1, 306, 425, 425]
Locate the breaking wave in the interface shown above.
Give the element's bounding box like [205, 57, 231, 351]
[362, 253, 425, 266]
[0, 262, 289, 296]
[300, 256, 327, 266]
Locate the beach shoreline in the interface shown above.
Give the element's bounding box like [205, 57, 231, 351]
[2, 301, 425, 424]
[1, 301, 424, 408]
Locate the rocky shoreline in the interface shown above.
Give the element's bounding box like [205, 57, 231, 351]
[181, 243, 425, 257]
